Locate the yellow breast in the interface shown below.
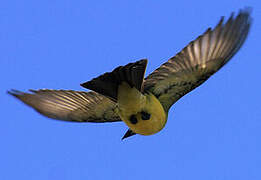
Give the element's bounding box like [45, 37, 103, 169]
[117, 82, 167, 135]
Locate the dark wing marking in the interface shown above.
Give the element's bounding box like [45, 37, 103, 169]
[144, 8, 252, 112]
[8, 89, 121, 122]
[81, 59, 147, 101]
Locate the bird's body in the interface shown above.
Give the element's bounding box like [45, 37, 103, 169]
[117, 82, 166, 135]
[8, 9, 252, 139]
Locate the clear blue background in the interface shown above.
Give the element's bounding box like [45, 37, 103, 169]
[1, 0, 260, 179]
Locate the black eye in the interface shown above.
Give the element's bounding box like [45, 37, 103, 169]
[129, 115, 138, 124]
[141, 111, 151, 120]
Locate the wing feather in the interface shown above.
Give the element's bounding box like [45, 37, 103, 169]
[144, 9, 252, 111]
[8, 89, 121, 123]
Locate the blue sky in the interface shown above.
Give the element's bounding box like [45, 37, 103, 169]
[1, 0, 260, 180]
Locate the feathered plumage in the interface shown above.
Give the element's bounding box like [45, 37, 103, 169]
[8, 9, 252, 139]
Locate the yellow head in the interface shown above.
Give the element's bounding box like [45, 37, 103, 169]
[117, 82, 167, 135]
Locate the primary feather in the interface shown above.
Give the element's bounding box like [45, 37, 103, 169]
[144, 9, 251, 111]
[8, 89, 120, 122]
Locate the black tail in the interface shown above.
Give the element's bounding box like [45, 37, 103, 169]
[81, 59, 148, 102]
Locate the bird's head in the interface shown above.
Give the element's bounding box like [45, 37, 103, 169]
[124, 93, 167, 136]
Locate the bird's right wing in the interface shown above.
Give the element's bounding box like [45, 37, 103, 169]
[8, 89, 121, 123]
[144, 9, 252, 112]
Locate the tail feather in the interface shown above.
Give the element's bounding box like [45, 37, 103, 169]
[81, 59, 148, 102]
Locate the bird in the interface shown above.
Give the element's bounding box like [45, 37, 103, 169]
[8, 8, 252, 140]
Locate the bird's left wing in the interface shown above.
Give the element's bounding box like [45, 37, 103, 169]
[8, 89, 121, 122]
[144, 9, 252, 112]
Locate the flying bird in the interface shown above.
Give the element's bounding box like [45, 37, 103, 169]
[8, 9, 252, 140]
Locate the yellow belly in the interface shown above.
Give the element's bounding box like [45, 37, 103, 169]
[117, 82, 167, 135]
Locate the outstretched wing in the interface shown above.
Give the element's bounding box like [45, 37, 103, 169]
[8, 89, 121, 122]
[144, 9, 252, 112]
